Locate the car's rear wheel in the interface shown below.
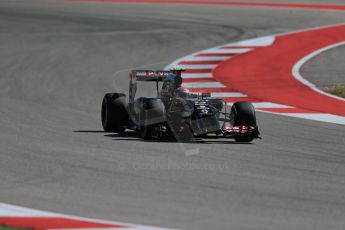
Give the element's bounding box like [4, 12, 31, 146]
[101, 93, 128, 132]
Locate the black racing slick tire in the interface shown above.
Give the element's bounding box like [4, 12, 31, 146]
[230, 101, 257, 142]
[231, 101, 257, 126]
[101, 93, 128, 133]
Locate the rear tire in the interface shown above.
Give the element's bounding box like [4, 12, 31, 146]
[101, 93, 128, 132]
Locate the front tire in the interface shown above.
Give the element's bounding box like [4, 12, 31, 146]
[230, 101, 257, 142]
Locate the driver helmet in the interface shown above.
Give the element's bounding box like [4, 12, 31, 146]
[169, 67, 186, 75]
[174, 86, 190, 99]
[169, 67, 186, 88]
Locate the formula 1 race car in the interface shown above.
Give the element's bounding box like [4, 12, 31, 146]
[101, 70, 260, 142]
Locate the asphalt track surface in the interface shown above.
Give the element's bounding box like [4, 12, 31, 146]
[0, 1, 345, 229]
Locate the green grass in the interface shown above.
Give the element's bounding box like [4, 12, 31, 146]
[0, 225, 33, 230]
[328, 86, 345, 98]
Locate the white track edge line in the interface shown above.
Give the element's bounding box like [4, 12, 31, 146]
[277, 22, 345, 37]
[252, 102, 294, 108]
[292, 41, 345, 102]
[255, 110, 345, 125]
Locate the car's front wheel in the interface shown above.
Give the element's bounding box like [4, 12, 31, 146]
[230, 101, 257, 142]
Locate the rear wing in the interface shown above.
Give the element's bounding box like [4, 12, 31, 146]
[129, 70, 170, 103]
[131, 70, 170, 81]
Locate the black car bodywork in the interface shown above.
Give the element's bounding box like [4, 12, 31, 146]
[101, 70, 260, 142]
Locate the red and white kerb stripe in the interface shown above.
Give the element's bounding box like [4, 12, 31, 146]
[166, 25, 345, 125]
[0, 203, 177, 230]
